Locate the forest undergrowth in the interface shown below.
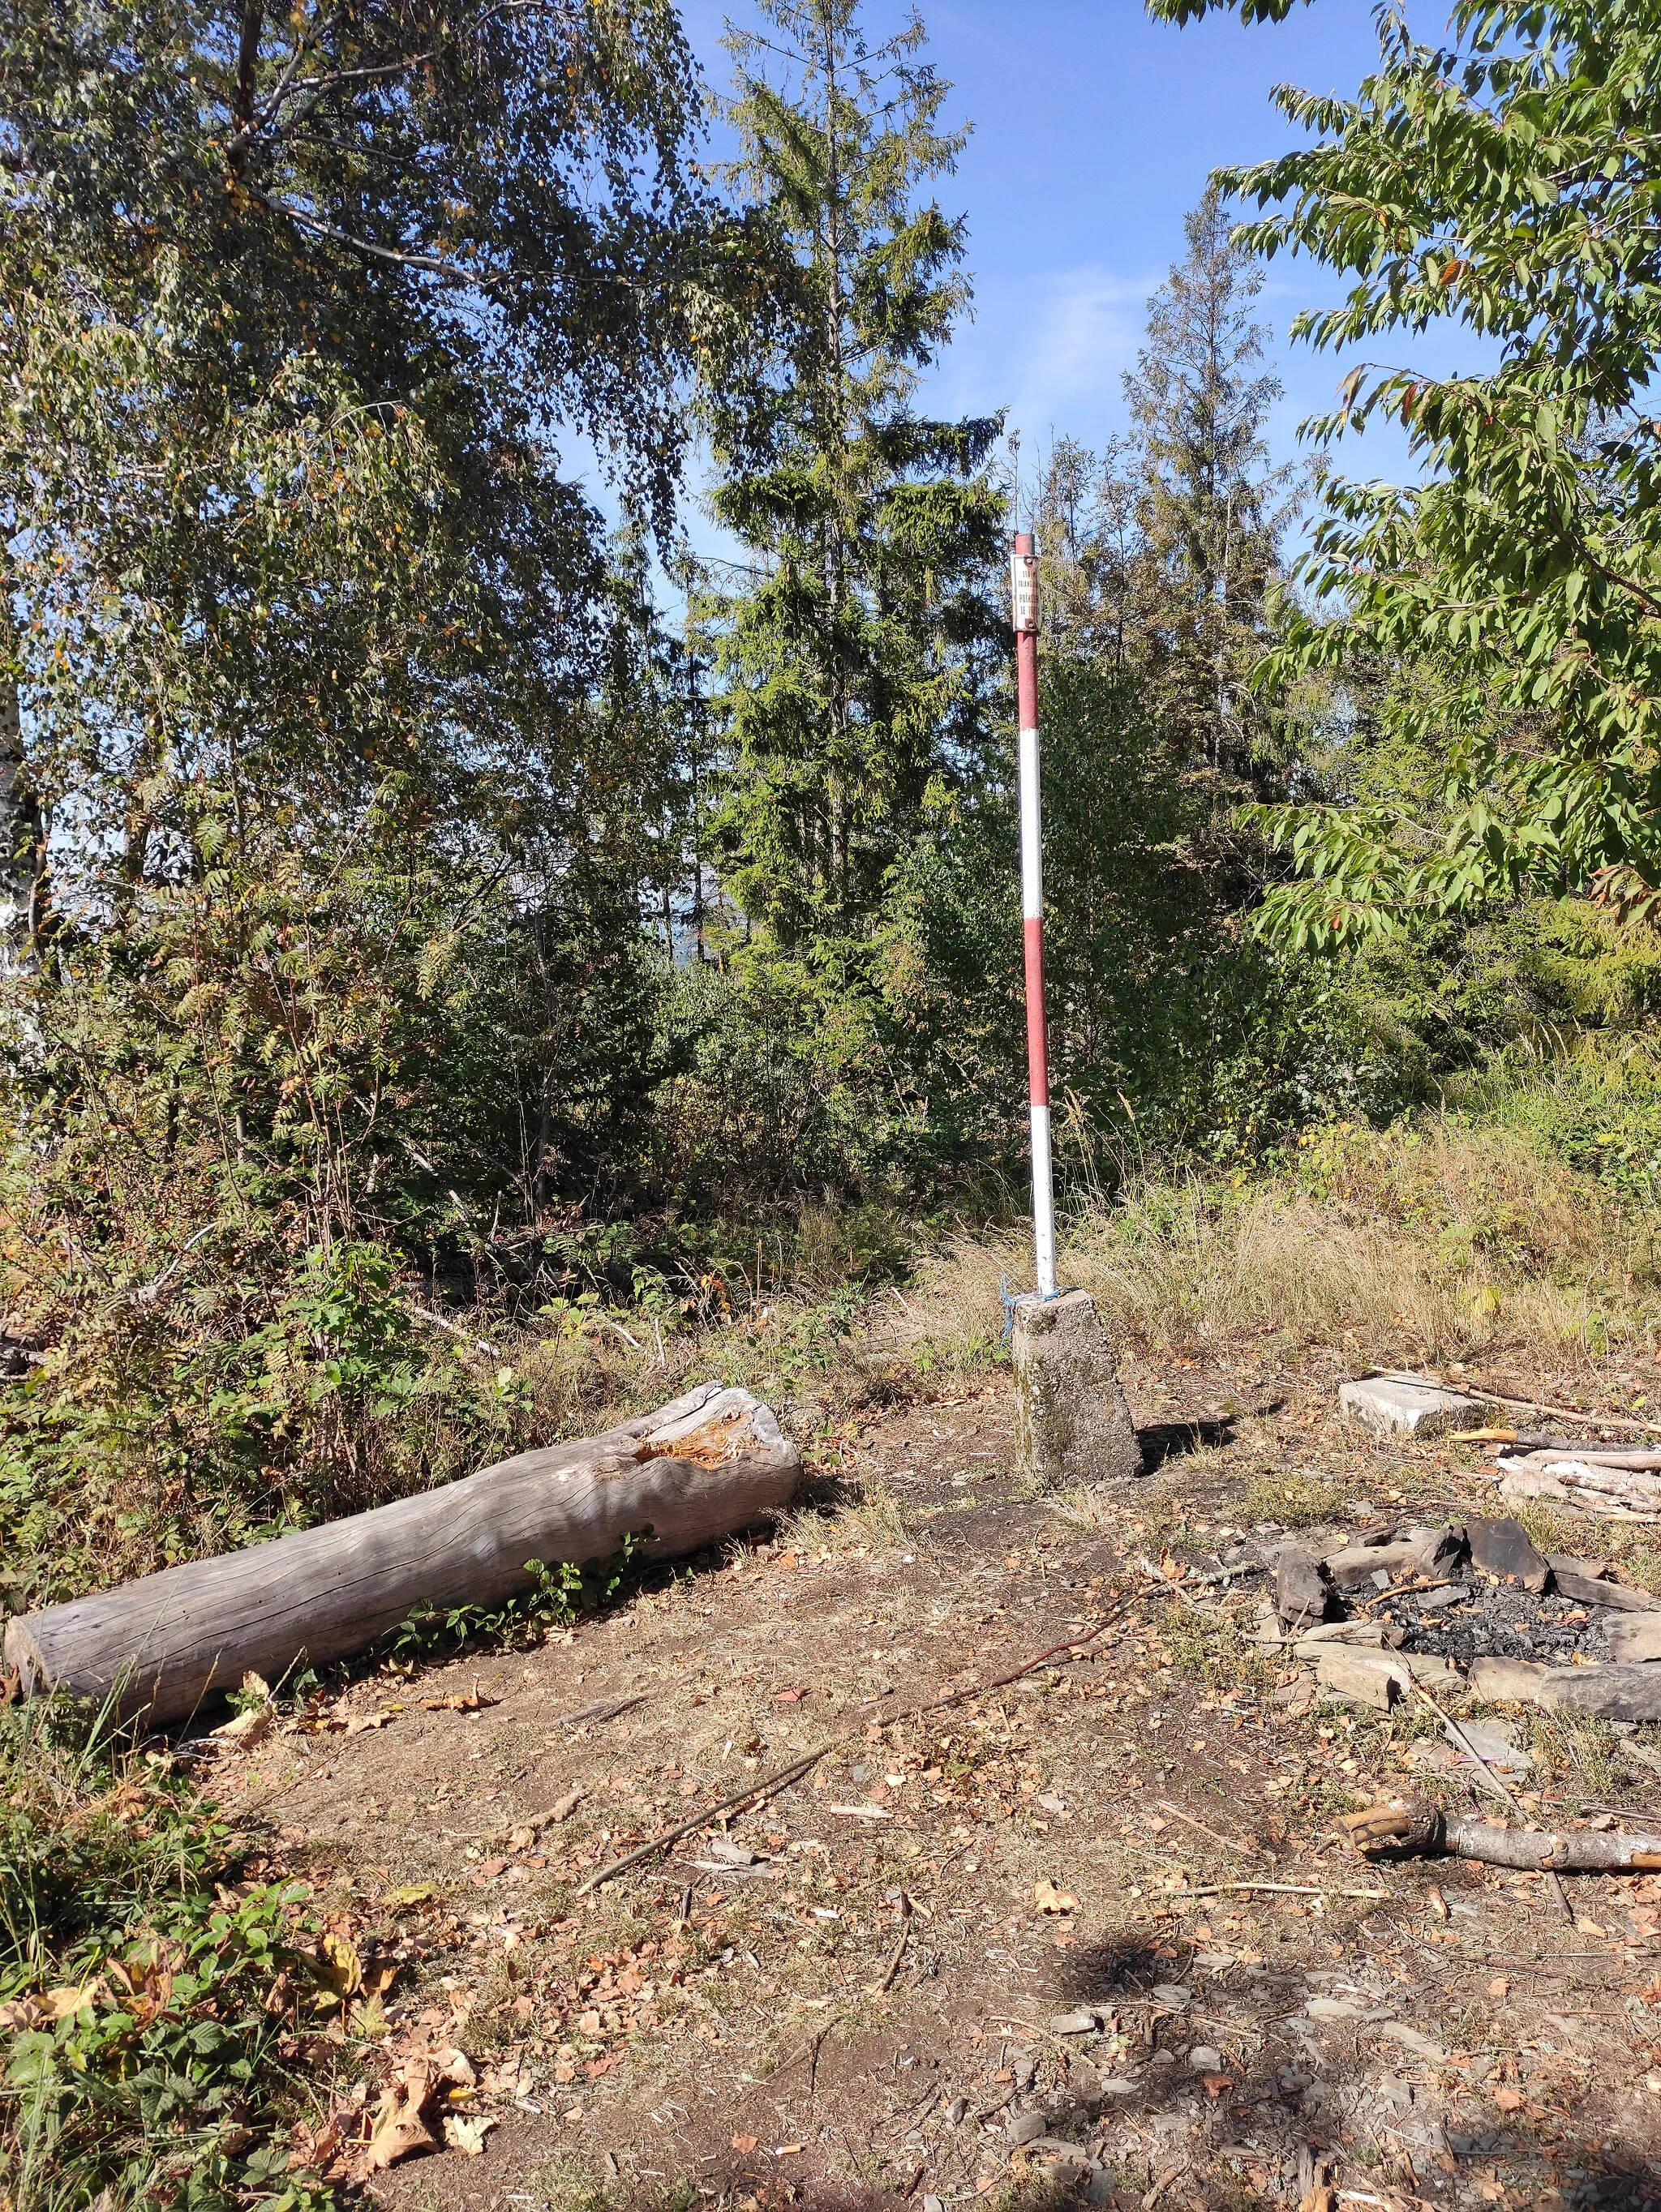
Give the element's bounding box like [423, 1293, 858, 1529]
[6, 1091, 1661, 2212]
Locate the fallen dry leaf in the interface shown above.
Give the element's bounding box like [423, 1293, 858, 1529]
[212, 1706, 274, 1747]
[1032, 1879, 1078, 1914]
[361, 2092, 439, 2173]
[443, 2112, 500, 2155]
[731, 2133, 759, 2154]
[422, 1687, 500, 1713]
[343, 1711, 394, 1735]
[1492, 2085, 1525, 2113]
[1487, 1975, 1509, 1999]
[0, 1984, 98, 2033]
[308, 1931, 363, 2008]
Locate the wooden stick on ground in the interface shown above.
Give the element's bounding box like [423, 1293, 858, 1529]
[1148, 1880, 1391, 1902]
[1345, 1798, 1661, 1874]
[1414, 1682, 1575, 1921]
[1467, 1382, 1661, 1438]
[576, 1595, 1135, 1896]
[874, 1897, 912, 1993]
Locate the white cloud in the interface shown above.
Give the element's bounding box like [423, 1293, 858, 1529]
[927, 261, 1155, 455]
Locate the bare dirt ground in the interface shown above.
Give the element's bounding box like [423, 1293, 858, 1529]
[208, 1344, 1661, 2212]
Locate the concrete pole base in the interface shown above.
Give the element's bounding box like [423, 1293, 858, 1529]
[1011, 1287, 1143, 1490]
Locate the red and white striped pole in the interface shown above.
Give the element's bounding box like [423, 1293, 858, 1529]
[1011, 531, 1056, 1300]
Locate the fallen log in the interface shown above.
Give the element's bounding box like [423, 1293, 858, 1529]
[1344, 1798, 1661, 1873]
[2, 1382, 798, 1726]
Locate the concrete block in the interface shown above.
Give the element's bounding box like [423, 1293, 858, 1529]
[1337, 1370, 1493, 1439]
[1011, 1288, 1142, 1490]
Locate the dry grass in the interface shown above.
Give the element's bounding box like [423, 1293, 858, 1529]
[882, 1117, 1661, 1378]
[778, 1477, 909, 1556]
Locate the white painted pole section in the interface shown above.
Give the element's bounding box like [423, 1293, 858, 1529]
[1018, 722, 1055, 1299]
[1012, 532, 1056, 1300]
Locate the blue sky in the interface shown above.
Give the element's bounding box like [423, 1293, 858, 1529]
[655, 0, 1479, 559]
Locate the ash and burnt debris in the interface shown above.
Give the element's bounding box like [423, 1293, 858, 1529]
[1223, 1489, 1661, 1718]
[1269, 1509, 1657, 1652]
[1390, 1576, 1614, 1667]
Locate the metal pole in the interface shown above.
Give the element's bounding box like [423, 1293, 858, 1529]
[1011, 531, 1056, 1299]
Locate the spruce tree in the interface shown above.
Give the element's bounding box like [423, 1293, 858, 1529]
[699, 0, 1004, 961]
[1122, 186, 1293, 791]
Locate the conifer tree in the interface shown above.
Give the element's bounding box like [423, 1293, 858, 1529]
[700, 0, 1004, 958]
[1121, 187, 1293, 790]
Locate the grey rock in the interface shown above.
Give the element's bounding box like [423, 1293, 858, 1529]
[1048, 2009, 1098, 2035]
[1444, 1717, 1532, 1773]
[1314, 1647, 1409, 1709]
[1417, 1582, 1467, 1610]
[924, 2197, 944, 2212]
[1026, 2138, 1090, 2164]
[1555, 1565, 1661, 1613]
[1376, 2021, 1446, 2062]
[1325, 1525, 1461, 1591]
[1607, 1615, 1661, 1664]
[1006, 2110, 1045, 2146]
[1338, 1371, 1491, 1438]
[946, 2097, 968, 2125]
[1467, 1515, 1549, 1593]
[1097, 2077, 1140, 2095]
[1187, 2045, 1225, 2072]
[1306, 1996, 1365, 2021]
[1275, 1544, 1329, 1631]
[1011, 1289, 1142, 1489]
[703, 1835, 760, 1867]
[1150, 1983, 1191, 2008]
[1468, 1656, 1661, 1721]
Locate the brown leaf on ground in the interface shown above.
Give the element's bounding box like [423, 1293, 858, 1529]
[443, 2112, 500, 2155]
[359, 2089, 440, 2174]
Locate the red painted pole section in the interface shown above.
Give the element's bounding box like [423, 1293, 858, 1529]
[1011, 531, 1056, 1298]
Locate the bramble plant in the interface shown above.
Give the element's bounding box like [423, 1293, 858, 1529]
[0, 1697, 336, 2209]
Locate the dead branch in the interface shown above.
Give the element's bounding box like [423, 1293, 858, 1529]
[1345, 1798, 1661, 1873]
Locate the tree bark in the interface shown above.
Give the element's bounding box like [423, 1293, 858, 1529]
[0, 594, 45, 971]
[1346, 1797, 1661, 1872]
[3, 1382, 798, 1727]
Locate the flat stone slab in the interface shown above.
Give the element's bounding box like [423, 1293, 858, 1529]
[1607, 1616, 1661, 1664]
[1467, 1657, 1661, 1721]
[1315, 1647, 1410, 1708]
[1550, 1563, 1661, 1612]
[1324, 1525, 1462, 1590]
[1444, 1717, 1533, 1773]
[1338, 1371, 1492, 1439]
